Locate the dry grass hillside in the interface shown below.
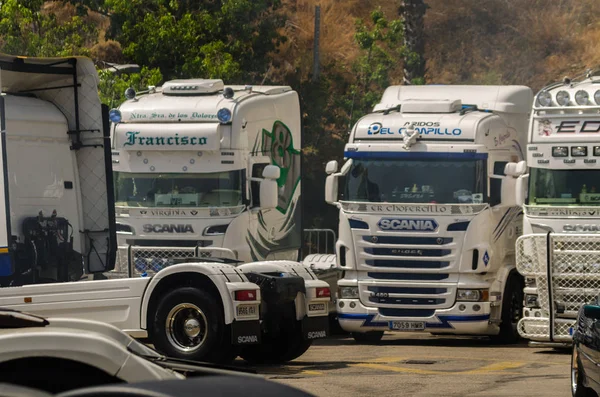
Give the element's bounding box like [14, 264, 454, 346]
[278, 0, 600, 92]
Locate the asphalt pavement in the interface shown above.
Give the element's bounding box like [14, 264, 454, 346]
[242, 332, 571, 397]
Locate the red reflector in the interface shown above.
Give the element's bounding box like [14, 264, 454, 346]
[235, 290, 257, 301]
[316, 287, 331, 298]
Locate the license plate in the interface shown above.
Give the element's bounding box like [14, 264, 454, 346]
[390, 321, 425, 331]
[309, 303, 326, 312]
[236, 304, 257, 317]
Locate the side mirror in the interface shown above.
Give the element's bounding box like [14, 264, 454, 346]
[504, 161, 527, 177]
[515, 174, 529, 207]
[584, 304, 600, 320]
[325, 174, 339, 205]
[326, 160, 339, 175]
[262, 165, 280, 180]
[260, 179, 278, 210]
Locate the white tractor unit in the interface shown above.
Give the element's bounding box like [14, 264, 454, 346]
[324, 85, 534, 343]
[516, 71, 600, 345]
[0, 55, 328, 365]
[108, 78, 330, 362]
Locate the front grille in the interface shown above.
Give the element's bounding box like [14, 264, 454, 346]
[358, 231, 458, 310]
[363, 236, 453, 245]
[366, 260, 449, 269]
[368, 286, 447, 294]
[370, 297, 446, 305]
[367, 272, 450, 281]
[364, 248, 451, 257]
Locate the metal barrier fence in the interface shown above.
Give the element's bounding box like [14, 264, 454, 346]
[112, 245, 238, 277]
[517, 233, 600, 342]
[303, 229, 336, 256]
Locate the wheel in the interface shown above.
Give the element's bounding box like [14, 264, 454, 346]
[352, 331, 384, 344]
[240, 321, 313, 365]
[151, 287, 226, 362]
[572, 343, 596, 397]
[490, 273, 523, 344]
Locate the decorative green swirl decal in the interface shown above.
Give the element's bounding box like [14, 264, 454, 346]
[258, 121, 301, 214]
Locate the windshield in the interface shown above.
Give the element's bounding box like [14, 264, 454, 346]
[114, 170, 244, 208]
[343, 158, 486, 204]
[527, 168, 600, 206]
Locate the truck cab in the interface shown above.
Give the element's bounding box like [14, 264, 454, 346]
[109, 79, 330, 363]
[326, 85, 533, 343]
[516, 73, 600, 345]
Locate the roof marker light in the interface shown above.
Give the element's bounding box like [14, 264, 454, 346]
[109, 109, 122, 123]
[124, 87, 136, 100]
[594, 90, 600, 105]
[217, 108, 232, 123]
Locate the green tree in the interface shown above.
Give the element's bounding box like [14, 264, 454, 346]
[344, 7, 406, 125]
[0, 0, 97, 57]
[65, 0, 286, 82]
[98, 66, 163, 108]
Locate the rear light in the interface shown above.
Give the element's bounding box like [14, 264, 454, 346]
[235, 290, 258, 301]
[316, 287, 331, 298]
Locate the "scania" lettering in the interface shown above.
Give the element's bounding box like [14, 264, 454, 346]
[563, 224, 600, 232]
[237, 335, 259, 344]
[142, 224, 195, 233]
[307, 331, 327, 339]
[378, 218, 439, 232]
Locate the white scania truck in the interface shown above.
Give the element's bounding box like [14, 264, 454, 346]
[516, 72, 600, 345]
[0, 55, 329, 365]
[108, 78, 330, 362]
[324, 85, 534, 343]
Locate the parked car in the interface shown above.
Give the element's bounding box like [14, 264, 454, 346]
[0, 309, 258, 394]
[572, 298, 600, 397]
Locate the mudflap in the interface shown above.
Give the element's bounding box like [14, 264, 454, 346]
[302, 315, 330, 341]
[231, 320, 261, 346]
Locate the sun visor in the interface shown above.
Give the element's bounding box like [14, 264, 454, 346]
[114, 122, 221, 150]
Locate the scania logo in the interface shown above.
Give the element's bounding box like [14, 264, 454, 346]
[563, 224, 600, 232]
[378, 218, 439, 232]
[436, 238, 444, 245]
[142, 224, 195, 233]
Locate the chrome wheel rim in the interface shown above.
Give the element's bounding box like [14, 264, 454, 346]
[571, 345, 579, 395]
[166, 303, 208, 353]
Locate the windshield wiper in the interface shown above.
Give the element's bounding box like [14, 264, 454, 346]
[127, 347, 257, 375]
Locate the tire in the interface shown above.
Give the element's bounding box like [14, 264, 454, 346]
[352, 331, 384, 344]
[151, 287, 226, 363]
[240, 321, 313, 365]
[572, 343, 596, 397]
[490, 273, 523, 344]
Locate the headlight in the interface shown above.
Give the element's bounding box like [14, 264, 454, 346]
[457, 289, 488, 302]
[525, 294, 539, 308]
[575, 90, 589, 105]
[339, 286, 359, 299]
[571, 146, 588, 157]
[556, 90, 570, 106]
[594, 146, 600, 157]
[537, 91, 552, 107]
[524, 277, 536, 288]
[552, 146, 568, 157]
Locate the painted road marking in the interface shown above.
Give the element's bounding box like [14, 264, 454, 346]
[462, 361, 525, 374]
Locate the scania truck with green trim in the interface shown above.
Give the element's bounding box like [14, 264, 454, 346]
[109, 79, 330, 363]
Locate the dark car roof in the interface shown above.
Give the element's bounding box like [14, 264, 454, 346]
[57, 376, 315, 397]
